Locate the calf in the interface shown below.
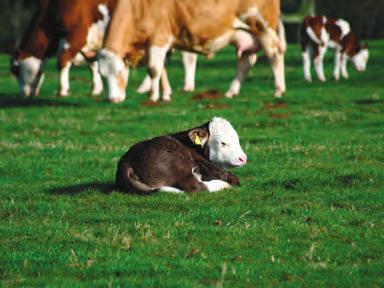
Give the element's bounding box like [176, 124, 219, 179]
[301, 15, 369, 82]
[115, 117, 247, 194]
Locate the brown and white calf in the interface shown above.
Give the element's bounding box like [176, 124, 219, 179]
[10, 0, 117, 97]
[116, 117, 247, 194]
[300, 15, 369, 82]
[99, 0, 286, 103]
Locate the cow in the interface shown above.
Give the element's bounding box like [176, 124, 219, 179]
[10, 0, 117, 97]
[115, 117, 247, 194]
[300, 15, 369, 82]
[98, 0, 286, 103]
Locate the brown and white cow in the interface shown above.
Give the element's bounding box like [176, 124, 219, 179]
[115, 117, 246, 194]
[10, 0, 117, 97]
[99, 0, 286, 103]
[300, 15, 369, 82]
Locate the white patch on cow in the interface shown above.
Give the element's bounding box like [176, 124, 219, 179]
[89, 61, 103, 95]
[322, 16, 327, 24]
[148, 40, 173, 102]
[207, 117, 247, 169]
[320, 27, 330, 45]
[333, 50, 342, 80]
[341, 53, 350, 78]
[82, 4, 111, 56]
[314, 45, 327, 82]
[225, 53, 256, 98]
[159, 186, 185, 194]
[98, 49, 129, 102]
[203, 180, 231, 193]
[137, 74, 151, 94]
[17, 56, 43, 97]
[306, 27, 321, 44]
[72, 53, 85, 66]
[182, 51, 197, 92]
[351, 48, 369, 71]
[302, 47, 312, 82]
[59, 62, 72, 96]
[335, 19, 351, 39]
[59, 39, 71, 51]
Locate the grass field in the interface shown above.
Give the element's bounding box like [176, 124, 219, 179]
[1, 41, 383, 287]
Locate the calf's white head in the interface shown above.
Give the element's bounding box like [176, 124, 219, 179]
[98, 49, 129, 103]
[351, 45, 369, 72]
[10, 54, 45, 97]
[189, 117, 247, 170]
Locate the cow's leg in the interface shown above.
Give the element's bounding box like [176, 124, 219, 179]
[161, 68, 172, 101]
[302, 46, 313, 82]
[257, 28, 286, 97]
[148, 45, 170, 102]
[58, 36, 86, 96]
[333, 49, 342, 80]
[88, 60, 103, 96]
[58, 62, 72, 97]
[341, 53, 349, 79]
[177, 175, 209, 193]
[225, 53, 257, 98]
[182, 51, 197, 92]
[203, 180, 231, 193]
[313, 45, 327, 82]
[137, 74, 151, 94]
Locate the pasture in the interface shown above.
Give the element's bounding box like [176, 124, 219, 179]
[1, 41, 383, 287]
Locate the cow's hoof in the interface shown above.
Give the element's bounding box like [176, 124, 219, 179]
[109, 97, 124, 103]
[224, 91, 236, 98]
[274, 89, 285, 98]
[183, 85, 195, 92]
[58, 91, 70, 97]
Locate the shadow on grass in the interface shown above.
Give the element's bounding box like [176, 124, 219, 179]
[354, 98, 384, 105]
[49, 182, 115, 195]
[0, 94, 81, 108]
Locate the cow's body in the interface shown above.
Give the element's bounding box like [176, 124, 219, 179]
[116, 117, 246, 194]
[11, 0, 117, 97]
[99, 0, 286, 103]
[300, 15, 369, 82]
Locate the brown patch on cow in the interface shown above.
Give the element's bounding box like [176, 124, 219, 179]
[192, 90, 222, 101]
[117, 72, 126, 92]
[203, 103, 230, 110]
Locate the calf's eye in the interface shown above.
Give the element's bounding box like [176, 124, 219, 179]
[221, 142, 227, 147]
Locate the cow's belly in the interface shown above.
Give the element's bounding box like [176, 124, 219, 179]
[175, 29, 235, 56]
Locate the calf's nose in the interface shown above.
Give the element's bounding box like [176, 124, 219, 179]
[238, 155, 247, 165]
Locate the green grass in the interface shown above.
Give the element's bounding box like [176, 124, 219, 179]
[1, 41, 383, 287]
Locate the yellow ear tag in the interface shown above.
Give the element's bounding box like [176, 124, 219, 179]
[194, 134, 202, 146]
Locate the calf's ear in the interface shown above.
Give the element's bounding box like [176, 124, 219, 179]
[188, 128, 209, 147]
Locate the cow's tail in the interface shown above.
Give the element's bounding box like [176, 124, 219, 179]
[115, 162, 156, 194]
[278, 18, 287, 54]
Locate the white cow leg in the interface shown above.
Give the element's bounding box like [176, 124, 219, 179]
[34, 73, 45, 96]
[59, 62, 72, 96]
[161, 69, 172, 101]
[182, 51, 197, 92]
[225, 53, 256, 98]
[269, 51, 286, 98]
[148, 45, 169, 102]
[314, 46, 327, 82]
[89, 61, 103, 95]
[137, 74, 151, 94]
[302, 46, 312, 82]
[341, 54, 349, 79]
[203, 180, 231, 193]
[333, 50, 341, 80]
